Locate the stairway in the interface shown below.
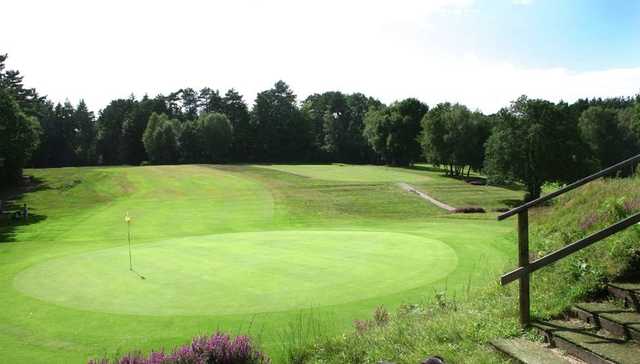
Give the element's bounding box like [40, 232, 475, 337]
[492, 282, 640, 364]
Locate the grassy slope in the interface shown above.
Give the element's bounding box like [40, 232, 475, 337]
[297, 175, 640, 364]
[0, 164, 519, 363]
[259, 163, 523, 212]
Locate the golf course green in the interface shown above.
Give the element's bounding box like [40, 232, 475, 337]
[15, 231, 457, 315]
[0, 164, 521, 363]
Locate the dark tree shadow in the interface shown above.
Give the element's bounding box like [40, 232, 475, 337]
[0, 176, 50, 243]
[443, 174, 488, 185]
[401, 165, 525, 189]
[401, 165, 445, 173]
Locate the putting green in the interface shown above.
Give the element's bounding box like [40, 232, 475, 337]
[14, 230, 457, 315]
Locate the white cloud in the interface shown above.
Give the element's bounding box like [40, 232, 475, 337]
[1, 0, 637, 115]
[398, 55, 640, 112]
[512, 0, 534, 5]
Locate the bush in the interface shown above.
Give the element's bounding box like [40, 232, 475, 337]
[88, 332, 270, 364]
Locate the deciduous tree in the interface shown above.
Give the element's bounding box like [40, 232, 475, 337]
[363, 98, 427, 166]
[142, 113, 180, 164]
[421, 103, 491, 176]
[485, 96, 584, 200]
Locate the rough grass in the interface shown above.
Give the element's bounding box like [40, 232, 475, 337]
[255, 164, 434, 183]
[407, 165, 523, 212]
[0, 164, 521, 363]
[294, 174, 640, 364]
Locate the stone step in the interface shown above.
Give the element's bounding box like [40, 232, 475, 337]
[491, 337, 582, 364]
[607, 283, 640, 311]
[532, 319, 640, 364]
[572, 302, 640, 342]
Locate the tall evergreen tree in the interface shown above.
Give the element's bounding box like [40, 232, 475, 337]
[181, 88, 199, 120]
[73, 100, 96, 165]
[251, 81, 310, 161]
[52, 101, 78, 166]
[0, 54, 44, 117]
[96, 97, 137, 165]
[199, 88, 224, 114]
[0, 88, 40, 187]
[222, 89, 252, 161]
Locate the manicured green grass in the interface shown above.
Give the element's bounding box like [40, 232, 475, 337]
[15, 231, 456, 315]
[0, 164, 520, 363]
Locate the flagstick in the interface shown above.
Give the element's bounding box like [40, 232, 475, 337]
[128, 219, 133, 271]
[125, 213, 145, 279]
[126, 212, 133, 271]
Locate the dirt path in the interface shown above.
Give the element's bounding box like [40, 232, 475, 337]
[397, 182, 457, 212]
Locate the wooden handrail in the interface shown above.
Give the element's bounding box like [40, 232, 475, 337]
[501, 212, 640, 285]
[498, 154, 640, 327]
[498, 154, 640, 221]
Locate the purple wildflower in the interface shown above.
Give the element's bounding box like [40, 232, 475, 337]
[88, 332, 270, 364]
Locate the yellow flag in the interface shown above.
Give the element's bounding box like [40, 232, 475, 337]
[125, 212, 131, 223]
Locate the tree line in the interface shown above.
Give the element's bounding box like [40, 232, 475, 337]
[2, 53, 639, 200]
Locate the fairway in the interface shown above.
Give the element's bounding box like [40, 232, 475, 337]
[258, 164, 433, 182]
[0, 164, 518, 363]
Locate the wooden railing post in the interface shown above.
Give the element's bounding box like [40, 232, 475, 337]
[518, 210, 530, 327]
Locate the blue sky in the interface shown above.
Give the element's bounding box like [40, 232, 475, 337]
[435, 0, 640, 71]
[1, 0, 639, 113]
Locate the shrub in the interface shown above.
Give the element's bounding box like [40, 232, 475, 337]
[453, 207, 486, 214]
[88, 332, 270, 364]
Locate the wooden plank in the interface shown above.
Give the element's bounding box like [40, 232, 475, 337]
[491, 338, 575, 364]
[498, 154, 640, 221]
[501, 212, 640, 285]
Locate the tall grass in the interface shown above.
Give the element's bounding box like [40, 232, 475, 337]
[276, 309, 340, 364]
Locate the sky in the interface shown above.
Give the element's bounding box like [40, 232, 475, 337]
[1, 0, 639, 113]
